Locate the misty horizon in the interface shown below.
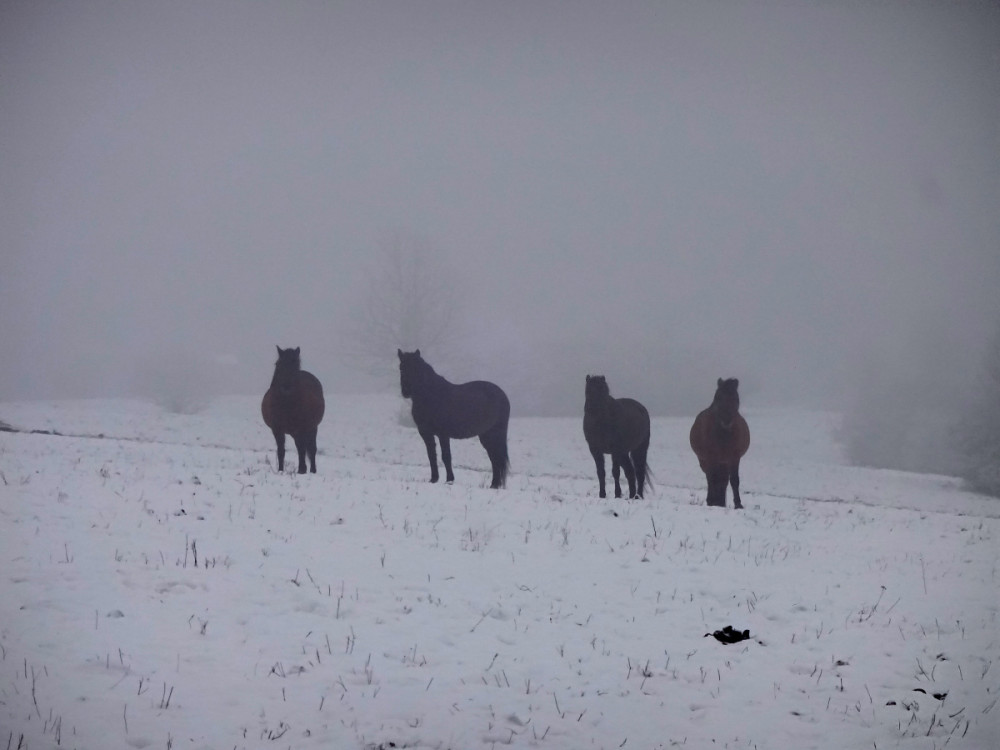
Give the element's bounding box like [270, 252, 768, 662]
[2, 1, 998, 418]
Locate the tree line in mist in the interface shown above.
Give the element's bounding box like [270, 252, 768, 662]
[841, 326, 1000, 498]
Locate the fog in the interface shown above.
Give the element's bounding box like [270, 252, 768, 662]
[2, 1, 998, 418]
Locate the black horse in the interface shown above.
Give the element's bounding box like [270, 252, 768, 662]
[690, 378, 749, 508]
[583, 375, 651, 499]
[261, 346, 325, 474]
[398, 349, 510, 488]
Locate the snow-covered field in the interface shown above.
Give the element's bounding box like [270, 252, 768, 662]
[1, 395, 997, 750]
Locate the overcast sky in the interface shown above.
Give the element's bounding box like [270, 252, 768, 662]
[2, 1, 998, 412]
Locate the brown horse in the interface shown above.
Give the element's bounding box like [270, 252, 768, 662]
[398, 349, 510, 488]
[583, 375, 651, 499]
[261, 346, 325, 473]
[689, 378, 749, 508]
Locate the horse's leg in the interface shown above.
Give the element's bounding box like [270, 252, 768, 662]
[307, 426, 318, 474]
[708, 465, 728, 507]
[730, 459, 743, 509]
[611, 455, 624, 499]
[418, 427, 439, 483]
[293, 434, 308, 474]
[440, 436, 455, 484]
[620, 454, 637, 499]
[272, 430, 286, 473]
[590, 448, 606, 498]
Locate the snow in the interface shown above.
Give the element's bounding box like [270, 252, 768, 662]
[1, 395, 997, 749]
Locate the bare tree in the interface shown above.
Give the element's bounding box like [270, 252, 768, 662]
[131, 347, 218, 414]
[347, 232, 463, 381]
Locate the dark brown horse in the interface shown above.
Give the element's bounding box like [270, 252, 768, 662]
[398, 349, 510, 488]
[261, 346, 325, 474]
[689, 378, 749, 508]
[583, 375, 651, 499]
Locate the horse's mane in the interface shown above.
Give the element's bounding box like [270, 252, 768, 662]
[271, 347, 304, 393]
[713, 378, 739, 403]
[584, 375, 612, 414]
[399, 350, 451, 399]
[274, 346, 302, 370]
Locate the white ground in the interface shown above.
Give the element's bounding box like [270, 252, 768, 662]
[1, 395, 997, 750]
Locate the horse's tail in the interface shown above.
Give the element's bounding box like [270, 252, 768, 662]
[634, 433, 654, 496]
[483, 397, 511, 489]
[495, 414, 511, 488]
[642, 461, 656, 495]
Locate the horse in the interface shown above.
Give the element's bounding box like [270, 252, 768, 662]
[261, 346, 325, 474]
[689, 378, 750, 508]
[398, 349, 510, 488]
[583, 375, 651, 499]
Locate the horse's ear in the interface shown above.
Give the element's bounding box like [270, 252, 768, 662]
[294, 347, 300, 356]
[717, 378, 724, 388]
[276, 345, 281, 355]
[586, 374, 591, 382]
[397, 349, 404, 360]
[415, 349, 420, 357]
[732, 378, 739, 389]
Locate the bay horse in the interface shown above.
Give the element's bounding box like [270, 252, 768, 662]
[689, 378, 750, 508]
[583, 375, 651, 499]
[261, 346, 325, 474]
[398, 349, 510, 488]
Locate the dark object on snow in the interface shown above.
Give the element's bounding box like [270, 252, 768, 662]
[583, 375, 651, 499]
[261, 346, 325, 474]
[705, 626, 751, 644]
[690, 378, 750, 508]
[398, 349, 510, 488]
[913, 688, 949, 700]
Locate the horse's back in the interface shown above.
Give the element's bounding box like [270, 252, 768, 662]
[585, 397, 649, 454]
[618, 397, 649, 427]
[617, 398, 650, 447]
[423, 379, 508, 439]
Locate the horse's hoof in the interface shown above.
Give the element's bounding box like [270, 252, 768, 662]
[446, 479, 454, 485]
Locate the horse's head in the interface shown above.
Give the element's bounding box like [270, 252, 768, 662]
[584, 375, 611, 413]
[398, 349, 431, 399]
[272, 346, 302, 394]
[712, 378, 741, 429]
